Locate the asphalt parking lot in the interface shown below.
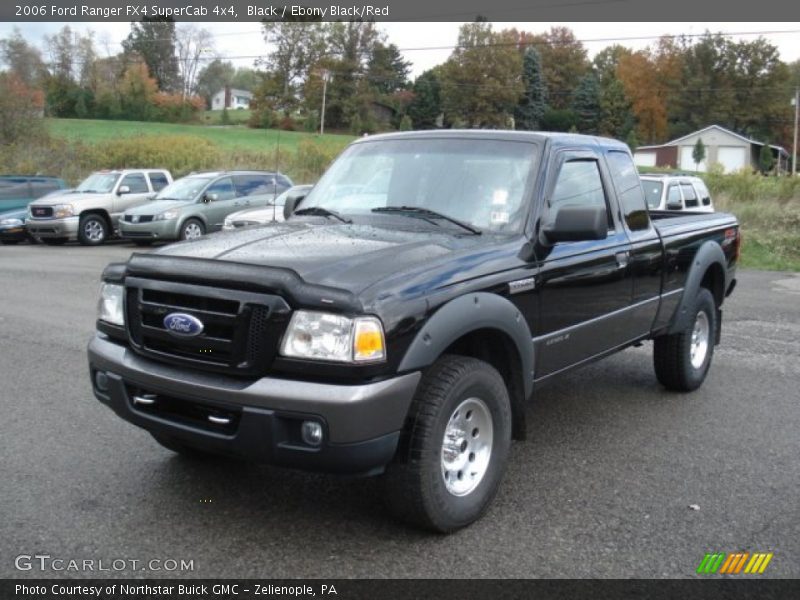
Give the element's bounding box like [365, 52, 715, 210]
[1, 242, 798, 578]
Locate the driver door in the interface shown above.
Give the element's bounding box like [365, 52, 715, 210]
[113, 173, 151, 216]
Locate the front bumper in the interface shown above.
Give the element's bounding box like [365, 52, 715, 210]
[119, 218, 179, 241]
[88, 334, 420, 474]
[27, 216, 79, 240]
[0, 225, 28, 242]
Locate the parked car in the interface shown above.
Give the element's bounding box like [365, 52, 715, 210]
[0, 188, 75, 245]
[27, 170, 173, 246]
[0, 175, 67, 213]
[89, 131, 738, 532]
[222, 185, 313, 230]
[639, 174, 714, 213]
[119, 171, 293, 244]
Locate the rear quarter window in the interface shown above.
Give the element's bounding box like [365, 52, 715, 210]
[148, 172, 169, 191]
[606, 151, 650, 231]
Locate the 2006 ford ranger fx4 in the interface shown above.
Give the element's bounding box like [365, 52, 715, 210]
[89, 131, 739, 532]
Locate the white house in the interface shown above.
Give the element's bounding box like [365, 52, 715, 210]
[211, 87, 253, 110]
[633, 124, 789, 174]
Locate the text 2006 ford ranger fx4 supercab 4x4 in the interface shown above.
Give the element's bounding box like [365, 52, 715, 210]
[89, 131, 739, 532]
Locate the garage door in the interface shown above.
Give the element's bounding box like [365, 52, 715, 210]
[717, 146, 747, 173]
[634, 151, 656, 167]
[679, 146, 707, 172]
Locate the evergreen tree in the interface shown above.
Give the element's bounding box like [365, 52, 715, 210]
[693, 138, 706, 171]
[625, 129, 639, 153]
[571, 74, 601, 134]
[408, 69, 442, 129]
[122, 18, 180, 92]
[515, 47, 547, 131]
[599, 77, 633, 139]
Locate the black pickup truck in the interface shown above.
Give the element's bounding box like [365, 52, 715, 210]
[89, 131, 739, 532]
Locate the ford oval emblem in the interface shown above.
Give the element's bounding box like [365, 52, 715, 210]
[163, 313, 204, 337]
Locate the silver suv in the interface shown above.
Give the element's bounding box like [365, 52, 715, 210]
[27, 169, 172, 245]
[639, 174, 714, 213]
[119, 171, 292, 245]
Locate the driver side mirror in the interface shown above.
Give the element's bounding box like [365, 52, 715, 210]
[117, 185, 130, 195]
[543, 204, 608, 243]
[202, 192, 218, 204]
[283, 193, 307, 220]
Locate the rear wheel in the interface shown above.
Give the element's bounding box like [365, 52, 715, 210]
[179, 218, 205, 241]
[383, 354, 512, 532]
[654, 287, 716, 391]
[78, 214, 109, 246]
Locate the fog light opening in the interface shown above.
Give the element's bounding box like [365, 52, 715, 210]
[301, 420, 323, 446]
[94, 370, 109, 392]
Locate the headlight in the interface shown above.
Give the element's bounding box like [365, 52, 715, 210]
[154, 209, 179, 221]
[53, 204, 75, 218]
[97, 283, 125, 326]
[0, 218, 23, 226]
[280, 311, 385, 363]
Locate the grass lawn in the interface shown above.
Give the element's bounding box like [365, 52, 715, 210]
[47, 118, 353, 153]
[201, 109, 253, 125]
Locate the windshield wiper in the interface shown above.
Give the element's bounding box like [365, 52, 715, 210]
[294, 206, 352, 224]
[372, 206, 481, 235]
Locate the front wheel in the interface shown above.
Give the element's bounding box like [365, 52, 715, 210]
[653, 287, 716, 392]
[78, 214, 109, 246]
[383, 355, 512, 532]
[179, 218, 205, 241]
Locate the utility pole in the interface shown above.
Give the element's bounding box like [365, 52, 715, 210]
[793, 86, 798, 176]
[320, 69, 330, 136]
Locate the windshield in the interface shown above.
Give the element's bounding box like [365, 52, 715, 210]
[76, 173, 120, 193]
[154, 176, 214, 201]
[642, 181, 664, 209]
[300, 138, 539, 233]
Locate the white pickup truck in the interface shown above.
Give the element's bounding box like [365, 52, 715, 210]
[27, 169, 172, 246]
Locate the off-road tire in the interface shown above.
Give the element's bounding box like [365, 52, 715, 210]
[383, 354, 512, 532]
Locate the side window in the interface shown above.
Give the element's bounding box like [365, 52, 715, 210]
[120, 174, 148, 193]
[233, 175, 272, 197]
[681, 183, 698, 208]
[148, 172, 169, 192]
[606, 151, 650, 231]
[667, 184, 682, 208]
[205, 177, 236, 201]
[550, 160, 611, 228]
[278, 175, 292, 188]
[695, 181, 711, 206]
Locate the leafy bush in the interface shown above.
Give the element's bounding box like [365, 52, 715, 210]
[0, 73, 46, 144]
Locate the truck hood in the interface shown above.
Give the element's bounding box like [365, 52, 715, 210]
[29, 191, 113, 207]
[125, 199, 192, 215]
[151, 221, 520, 300]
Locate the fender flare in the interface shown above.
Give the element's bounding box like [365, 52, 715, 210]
[668, 240, 727, 334]
[398, 292, 534, 400]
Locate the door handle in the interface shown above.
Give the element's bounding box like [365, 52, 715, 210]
[615, 251, 629, 269]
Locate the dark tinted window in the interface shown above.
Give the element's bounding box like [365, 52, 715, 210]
[550, 160, 611, 228]
[206, 177, 236, 200]
[606, 151, 650, 231]
[233, 174, 274, 197]
[681, 183, 698, 208]
[120, 173, 148, 193]
[148, 172, 169, 191]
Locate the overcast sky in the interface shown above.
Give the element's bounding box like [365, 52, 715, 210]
[2, 21, 799, 77]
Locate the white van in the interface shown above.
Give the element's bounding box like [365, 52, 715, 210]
[639, 174, 714, 213]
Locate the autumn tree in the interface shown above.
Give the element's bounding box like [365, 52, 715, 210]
[528, 27, 589, 110]
[617, 50, 668, 143]
[515, 46, 547, 130]
[0, 27, 47, 86]
[119, 60, 158, 120]
[0, 73, 45, 143]
[439, 23, 523, 128]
